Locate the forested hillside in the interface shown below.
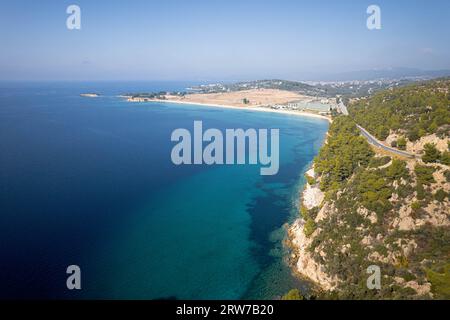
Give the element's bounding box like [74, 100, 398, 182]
[349, 79, 450, 141]
[289, 80, 450, 300]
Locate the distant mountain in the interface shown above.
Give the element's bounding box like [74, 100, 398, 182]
[312, 67, 450, 82]
[189, 79, 326, 96]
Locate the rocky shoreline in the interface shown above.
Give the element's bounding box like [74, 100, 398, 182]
[284, 166, 339, 293]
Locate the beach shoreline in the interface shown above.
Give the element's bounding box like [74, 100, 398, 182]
[125, 97, 332, 123]
[127, 93, 332, 295]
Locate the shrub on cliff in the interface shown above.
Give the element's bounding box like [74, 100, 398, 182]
[300, 205, 309, 220]
[426, 264, 450, 299]
[416, 183, 427, 201]
[423, 143, 441, 163]
[304, 218, 316, 237]
[411, 201, 421, 211]
[434, 189, 448, 202]
[441, 151, 450, 166]
[415, 165, 436, 185]
[355, 170, 392, 215]
[385, 159, 409, 181]
[282, 289, 304, 300]
[445, 170, 450, 182]
[305, 174, 316, 186]
[397, 137, 407, 150]
[369, 156, 391, 168]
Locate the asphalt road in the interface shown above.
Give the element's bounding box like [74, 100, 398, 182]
[338, 101, 349, 116]
[356, 125, 415, 158]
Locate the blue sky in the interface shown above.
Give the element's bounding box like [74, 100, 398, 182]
[0, 0, 449, 81]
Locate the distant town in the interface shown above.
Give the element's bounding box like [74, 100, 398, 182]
[122, 77, 436, 117]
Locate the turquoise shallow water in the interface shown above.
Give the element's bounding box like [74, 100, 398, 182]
[0, 82, 328, 299]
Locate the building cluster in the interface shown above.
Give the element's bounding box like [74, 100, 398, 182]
[269, 100, 339, 116]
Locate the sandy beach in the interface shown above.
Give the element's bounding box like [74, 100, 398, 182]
[124, 88, 332, 122]
[165, 89, 307, 107]
[125, 96, 332, 123]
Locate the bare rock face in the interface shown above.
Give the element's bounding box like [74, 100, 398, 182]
[420, 202, 450, 227]
[361, 235, 375, 246]
[368, 251, 388, 264]
[305, 168, 316, 179]
[407, 134, 449, 154]
[302, 184, 324, 210]
[434, 169, 450, 193]
[394, 277, 432, 297]
[401, 239, 418, 257]
[385, 132, 400, 147]
[392, 204, 416, 231]
[315, 202, 334, 223]
[288, 164, 339, 291]
[289, 219, 339, 291]
[357, 207, 378, 224]
[288, 129, 449, 298]
[393, 199, 450, 230]
[405, 281, 432, 297]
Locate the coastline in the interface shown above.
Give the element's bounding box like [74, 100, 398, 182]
[126, 97, 332, 123]
[284, 136, 339, 293]
[127, 93, 333, 295]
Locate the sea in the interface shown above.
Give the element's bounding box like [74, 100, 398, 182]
[0, 81, 328, 299]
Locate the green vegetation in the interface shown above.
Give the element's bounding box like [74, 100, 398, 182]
[297, 79, 449, 300]
[282, 289, 304, 300]
[355, 170, 392, 215]
[434, 189, 448, 202]
[413, 165, 436, 204]
[300, 205, 309, 220]
[305, 131, 446, 299]
[242, 98, 250, 105]
[305, 174, 316, 186]
[397, 137, 407, 150]
[441, 151, 450, 166]
[421, 143, 450, 165]
[314, 117, 374, 194]
[411, 201, 421, 211]
[126, 91, 169, 99]
[385, 159, 409, 181]
[416, 183, 426, 200]
[369, 156, 391, 168]
[423, 143, 441, 163]
[445, 170, 450, 182]
[414, 165, 436, 185]
[349, 79, 450, 141]
[304, 218, 316, 237]
[426, 264, 450, 299]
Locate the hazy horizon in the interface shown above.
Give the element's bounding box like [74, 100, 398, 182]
[1, 0, 450, 81]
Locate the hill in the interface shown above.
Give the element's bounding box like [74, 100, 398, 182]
[288, 79, 450, 299]
[349, 78, 450, 144]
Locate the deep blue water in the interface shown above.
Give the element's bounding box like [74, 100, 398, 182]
[0, 82, 328, 299]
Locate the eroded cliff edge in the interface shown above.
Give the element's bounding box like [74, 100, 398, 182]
[287, 110, 449, 299]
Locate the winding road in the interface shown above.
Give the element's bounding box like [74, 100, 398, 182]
[356, 125, 416, 158]
[338, 99, 415, 158]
